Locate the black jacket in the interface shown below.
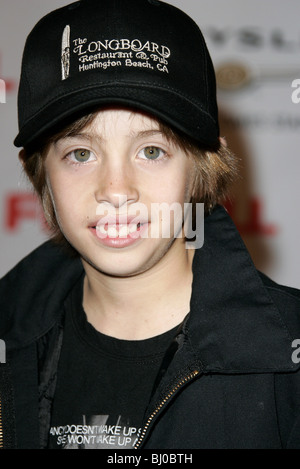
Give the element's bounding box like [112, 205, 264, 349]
[1, 205, 300, 449]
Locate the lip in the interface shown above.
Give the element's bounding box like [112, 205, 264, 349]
[93, 214, 147, 226]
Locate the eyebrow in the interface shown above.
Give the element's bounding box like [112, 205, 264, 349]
[54, 132, 100, 145]
[128, 129, 165, 140]
[54, 129, 165, 145]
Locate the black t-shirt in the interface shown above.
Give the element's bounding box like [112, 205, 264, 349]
[48, 276, 179, 449]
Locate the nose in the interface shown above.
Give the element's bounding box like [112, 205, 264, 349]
[94, 157, 140, 209]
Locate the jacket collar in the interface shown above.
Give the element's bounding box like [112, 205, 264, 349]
[186, 205, 298, 373]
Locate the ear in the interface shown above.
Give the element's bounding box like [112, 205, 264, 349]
[18, 149, 26, 166]
[219, 136, 227, 148]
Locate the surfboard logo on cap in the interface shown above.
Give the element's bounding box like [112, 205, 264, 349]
[61, 25, 71, 80]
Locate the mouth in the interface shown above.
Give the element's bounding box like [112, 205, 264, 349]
[88, 213, 150, 247]
[95, 221, 143, 239]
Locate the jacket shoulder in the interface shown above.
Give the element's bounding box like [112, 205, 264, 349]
[259, 271, 300, 299]
[0, 240, 80, 290]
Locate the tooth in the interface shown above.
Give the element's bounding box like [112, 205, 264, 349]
[119, 225, 129, 237]
[97, 225, 107, 235]
[107, 225, 118, 238]
[129, 224, 138, 233]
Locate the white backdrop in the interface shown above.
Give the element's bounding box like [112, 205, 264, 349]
[0, 0, 299, 288]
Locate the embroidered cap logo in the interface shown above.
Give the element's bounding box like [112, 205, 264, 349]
[62, 24, 172, 77]
[61, 25, 71, 80]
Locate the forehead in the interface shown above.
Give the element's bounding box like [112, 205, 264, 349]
[87, 108, 161, 137]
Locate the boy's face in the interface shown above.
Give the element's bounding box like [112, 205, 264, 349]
[44, 108, 196, 277]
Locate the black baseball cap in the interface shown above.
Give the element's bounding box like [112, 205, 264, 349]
[14, 0, 219, 150]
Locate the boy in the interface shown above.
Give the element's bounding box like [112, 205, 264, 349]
[1, 0, 300, 450]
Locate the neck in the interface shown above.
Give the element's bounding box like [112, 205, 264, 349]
[82, 243, 195, 340]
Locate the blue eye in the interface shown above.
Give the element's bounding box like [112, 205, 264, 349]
[139, 146, 165, 160]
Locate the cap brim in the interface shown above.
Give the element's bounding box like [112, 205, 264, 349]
[14, 82, 219, 149]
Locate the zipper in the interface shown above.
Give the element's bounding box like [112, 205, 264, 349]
[0, 396, 3, 448]
[134, 369, 200, 449]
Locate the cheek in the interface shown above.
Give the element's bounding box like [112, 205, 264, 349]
[147, 165, 195, 238]
[170, 162, 196, 203]
[150, 160, 193, 202]
[45, 172, 84, 227]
